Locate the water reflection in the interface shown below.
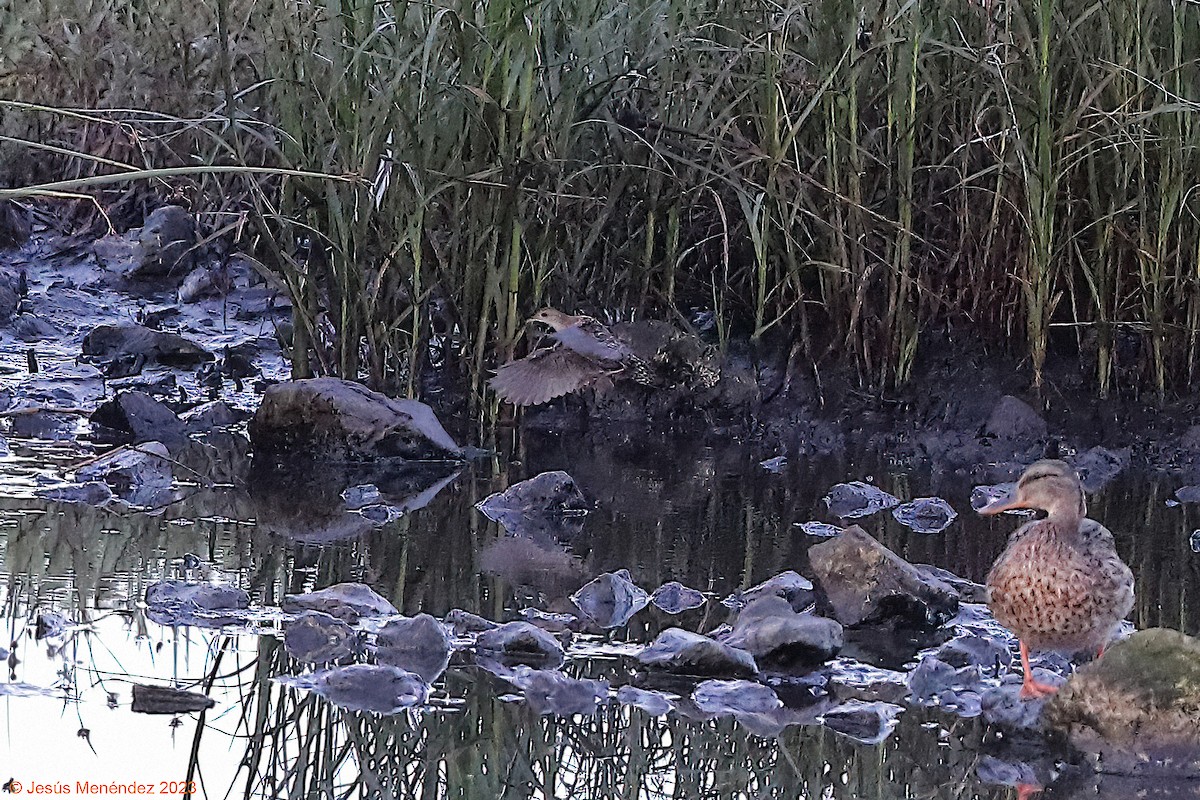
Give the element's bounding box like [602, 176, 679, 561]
[1, 426, 1198, 798]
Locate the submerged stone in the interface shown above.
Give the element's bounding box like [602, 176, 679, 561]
[284, 611, 358, 664]
[76, 441, 173, 505]
[130, 684, 214, 714]
[692, 679, 781, 716]
[823, 481, 900, 519]
[36, 481, 113, 506]
[723, 596, 843, 673]
[637, 628, 757, 678]
[650, 581, 706, 614]
[146, 580, 249, 611]
[475, 471, 589, 537]
[507, 666, 608, 716]
[249, 377, 463, 462]
[616, 686, 674, 716]
[891, 497, 957, 534]
[1044, 628, 1200, 776]
[475, 621, 565, 668]
[570, 569, 650, 628]
[281, 582, 398, 623]
[808, 526, 959, 628]
[376, 614, 453, 682]
[278, 664, 428, 714]
[821, 700, 903, 745]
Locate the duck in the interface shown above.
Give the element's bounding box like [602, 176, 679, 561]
[980, 459, 1134, 699]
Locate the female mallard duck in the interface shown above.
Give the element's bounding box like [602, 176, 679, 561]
[981, 459, 1134, 699]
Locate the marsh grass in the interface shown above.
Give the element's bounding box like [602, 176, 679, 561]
[1, 0, 1199, 404]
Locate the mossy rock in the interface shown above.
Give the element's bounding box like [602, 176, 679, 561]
[1044, 628, 1200, 776]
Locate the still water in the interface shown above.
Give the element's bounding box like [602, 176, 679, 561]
[1, 426, 1197, 798]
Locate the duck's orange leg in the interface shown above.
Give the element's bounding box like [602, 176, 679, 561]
[1018, 641, 1060, 700]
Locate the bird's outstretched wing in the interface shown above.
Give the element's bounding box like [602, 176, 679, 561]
[552, 318, 635, 363]
[489, 346, 609, 406]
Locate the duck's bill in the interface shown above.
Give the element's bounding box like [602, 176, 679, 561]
[978, 498, 1026, 516]
[971, 482, 1022, 516]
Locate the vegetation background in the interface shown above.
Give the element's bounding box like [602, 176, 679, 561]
[1, 0, 1198, 405]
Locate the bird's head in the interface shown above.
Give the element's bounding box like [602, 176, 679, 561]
[979, 459, 1086, 522]
[527, 308, 577, 332]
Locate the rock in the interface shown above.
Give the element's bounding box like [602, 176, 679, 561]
[284, 611, 358, 663]
[1173, 485, 1200, 504]
[180, 401, 241, 433]
[723, 596, 843, 673]
[808, 525, 959, 628]
[475, 622, 565, 668]
[75, 441, 172, 503]
[1044, 628, 1200, 775]
[616, 686, 674, 716]
[570, 569, 650, 628]
[651, 581, 706, 614]
[9, 411, 79, 440]
[760, 456, 787, 473]
[475, 471, 589, 535]
[820, 700, 903, 745]
[0, 200, 30, 249]
[908, 656, 989, 718]
[506, 667, 608, 716]
[445, 609, 497, 634]
[276, 665, 428, 714]
[914, 564, 988, 604]
[637, 628, 757, 678]
[1191, 530, 1200, 554]
[935, 634, 1007, 670]
[35, 612, 72, 640]
[81, 323, 212, 368]
[797, 521, 842, 538]
[281, 583, 398, 623]
[36, 481, 114, 506]
[891, 497, 957, 534]
[692, 680, 781, 715]
[249, 378, 463, 461]
[981, 679, 1060, 730]
[983, 395, 1047, 444]
[146, 580, 249, 611]
[133, 205, 195, 278]
[823, 481, 900, 519]
[130, 684, 215, 714]
[342, 484, 383, 509]
[178, 266, 221, 302]
[1071, 446, 1129, 492]
[13, 313, 60, 342]
[722, 570, 815, 612]
[91, 392, 186, 448]
[376, 614, 453, 682]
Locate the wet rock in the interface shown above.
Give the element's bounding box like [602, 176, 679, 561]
[1191, 530, 1200, 554]
[651, 581, 706, 614]
[1071, 446, 1129, 492]
[570, 569, 650, 628]
[91, 392, 186, 447]
[9, 411, 79, 440]
[146, 580, 250, 611]
[616, 686, 674, 716]
[692, 679, 781, 715]
[133, 205, 195, 278]
[935, 634, 1007, 670]
[797, 521, 842, 538]
[81, 323, 213, 368]
[277, 664, 428, 714]
[722, 570, 815, 612]
[827, 659, 908, 704]
[974, 755, 1040, 791]
[981, 680, 1057, 730]
[376, 614, 453, 682]
[820, 700, 903, 745]
[1044, 628, 1200, 775]
[823, 481, 900, 519]
[76, 442, 172, 503]
[35, 612, 72, 640]
[36, 481, 114, 506]
[281, 582, 398, 623]
[284, 611, 358, 664]
[808, 526, 959, 628]
[914, 565, 988, 604]
[475, 621, 565, 668]
[519, 607, 578, 634]
[180, 401, 241, 433]
[637, 628, 757, 678]
[892, 497, 957, 534]
[342, 484, 383, 510]
[983, 395, 1047, 444]
[1173, 485, 1200, 504]
[178, 266, 223, 303]
[249, 378, 463, 461]
[723, 596, 843, 673]
[13, 313, 60, 342]
[445, 609, 497, 635]
[130, 684, 215, 714]
[507, 666, 609, 716]
[907, 656, 982, 703]
[475, 470, 589, 531]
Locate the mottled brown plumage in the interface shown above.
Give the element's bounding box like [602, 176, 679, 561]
[982, 459, 1134, 699]
[489, 309, 654, 406]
